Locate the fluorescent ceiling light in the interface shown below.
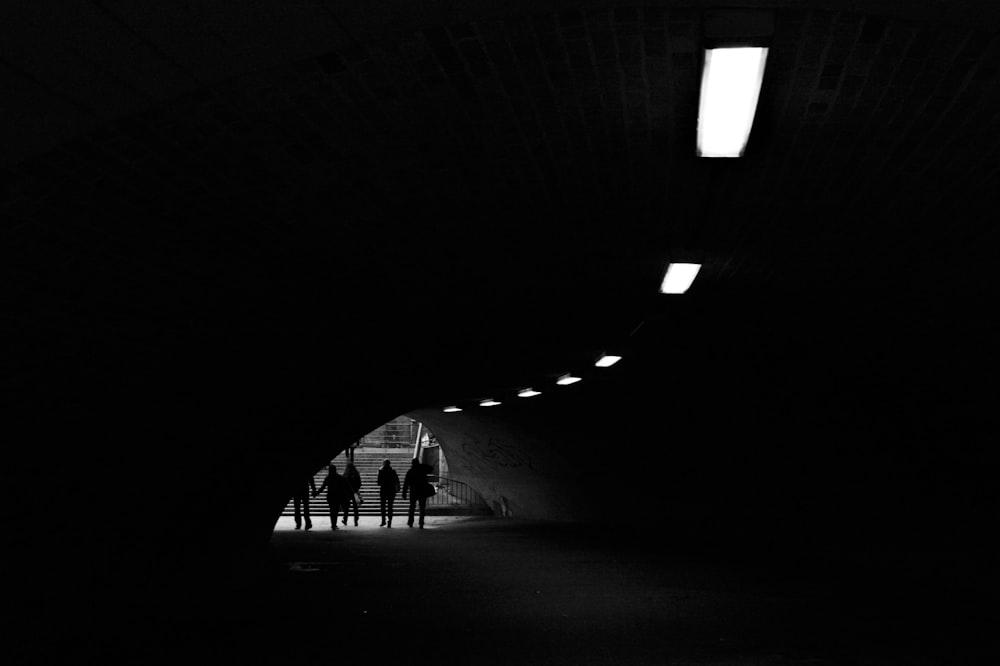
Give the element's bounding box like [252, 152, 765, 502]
[697, 47, 768, 157]
[556, 374, 582, 386]
[595, 354, 622, 368]
[442, 406, 462, 413]
[517, 388, 541, 398]
[660, 263, 701, 294]
[479, 399, 501, 407]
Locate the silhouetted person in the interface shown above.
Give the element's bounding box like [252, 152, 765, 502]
[315, 464, 352, 530]
[344, 461, 362, 526]
[402, 458, 435, 529]
[376, 459, 400, 527]
[292, 474, 317, 530]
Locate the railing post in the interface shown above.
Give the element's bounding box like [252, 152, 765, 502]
[412, 422, 423, 461]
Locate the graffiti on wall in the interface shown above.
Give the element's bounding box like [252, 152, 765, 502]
[461, 433, 534, 472]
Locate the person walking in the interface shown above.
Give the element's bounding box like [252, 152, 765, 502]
[376, 459, 400, 527]
[314, 464, 351, 530]
[344, 461, 362, 527]
[402, 458, 435, 529]
[292, 474, 317, 530]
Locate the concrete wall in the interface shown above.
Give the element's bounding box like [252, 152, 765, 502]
[413, 408, 592, 521]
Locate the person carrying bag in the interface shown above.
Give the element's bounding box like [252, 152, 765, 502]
[402, 458, 435, 529]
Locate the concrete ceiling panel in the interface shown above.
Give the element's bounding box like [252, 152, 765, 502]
[14, 4, 199, 99]
[93, 2, 247, 81]
[320, 0, 1000, 45]
[0, 64, 102, 166]
[183, 0, 352, 68]
[139, 38, 254, 83]
[94, 1, 218, 44]
[0, 33, 149, 122]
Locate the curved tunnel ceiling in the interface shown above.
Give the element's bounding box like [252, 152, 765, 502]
[3, 1, 999, 416]
[5, 9, 1000, 643]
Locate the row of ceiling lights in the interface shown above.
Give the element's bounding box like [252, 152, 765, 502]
[442, 34, 770, 413]
[442, 261, 704, 412]
[664, 42, 767, 287]
[440, 260, 703, 411]
[438, 261, 701, 413]
[441, 353, 623, 412]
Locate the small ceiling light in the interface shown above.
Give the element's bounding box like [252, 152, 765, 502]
[442, 406, 462, 413]
[479, 399, 501, 407]
[517, 388, 541, 398]
[697, 47, 769, 157]
[594, 354, 622, 368]
[556, 374, 582, 386]
[660, 263, 702, 294]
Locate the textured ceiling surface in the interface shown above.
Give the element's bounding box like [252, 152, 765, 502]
[3, 2, 999, 411]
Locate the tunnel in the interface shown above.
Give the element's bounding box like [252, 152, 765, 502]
[4, 1, 999, 664]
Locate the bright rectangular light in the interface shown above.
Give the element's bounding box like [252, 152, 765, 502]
[556, 374, 582, 386]
[660, 263, 701, 294]
[442, 406, 462, 413]
[595, 354, 622, 368]
[517, 388, 541, 398]
[479, 399, 501, 407]
[697, 47, 768, 157]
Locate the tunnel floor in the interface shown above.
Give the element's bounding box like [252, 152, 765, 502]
[92, 516, 996, 665]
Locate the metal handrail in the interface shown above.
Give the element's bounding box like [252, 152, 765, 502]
[426, 475, 489, 507]
[281, 474, 490, 516]
[413, 422, 423, 461]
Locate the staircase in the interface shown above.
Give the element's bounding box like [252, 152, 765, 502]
[281, 448, 415, 518]
[355, 448, 417, 514]
[281, 414, 492, 520]
[362, 419, 417, 449]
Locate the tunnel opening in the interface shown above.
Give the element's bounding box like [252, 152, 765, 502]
[274, 415, 492, 533]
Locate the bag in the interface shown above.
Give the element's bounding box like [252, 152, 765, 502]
[424, 482, 437, 498]
[353, 491, 363, 505]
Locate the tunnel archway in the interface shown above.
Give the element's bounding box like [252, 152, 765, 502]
[273, 415, 492, 532]
[5, 2, 1000, 662]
